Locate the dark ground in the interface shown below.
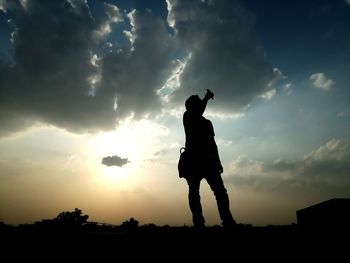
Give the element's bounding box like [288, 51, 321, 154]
[1, 223, 347, 261]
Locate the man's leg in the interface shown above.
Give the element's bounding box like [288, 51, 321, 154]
[186, 176, 205, 227]
[205, 174, 236, 227]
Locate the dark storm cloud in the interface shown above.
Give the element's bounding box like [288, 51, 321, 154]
[0, 0, 178, 136]
[0, 0, 116, 135]
[102, 155, 129, 167]
[0, 0, 277, 136]
[225, 139, 350, 194]
[166, 0, 277, 111]
[98, 9, 176, 120]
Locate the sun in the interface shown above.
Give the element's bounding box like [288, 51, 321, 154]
[87, 118, 169, 186]
[89, 131, 141, 185]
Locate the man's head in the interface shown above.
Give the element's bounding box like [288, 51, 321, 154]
[185, 95, 201, 112]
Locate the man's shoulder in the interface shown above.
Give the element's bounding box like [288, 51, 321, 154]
[183, 111, 189, 120]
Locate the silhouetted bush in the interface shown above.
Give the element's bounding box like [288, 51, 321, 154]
[54, 208, 89, 227]
[34, 208, 89, 230]
[121, 217, 139, 230]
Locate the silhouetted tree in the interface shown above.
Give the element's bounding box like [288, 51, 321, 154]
[121, 217, 139, 230]
[54, 208, 89, 227]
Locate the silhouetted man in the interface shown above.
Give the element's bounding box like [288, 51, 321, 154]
[182, 89, 236, 228]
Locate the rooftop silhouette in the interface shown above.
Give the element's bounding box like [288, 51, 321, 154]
[296, 198, 350, 229]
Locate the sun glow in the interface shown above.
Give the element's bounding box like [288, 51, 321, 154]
[88, 118, 170, 186]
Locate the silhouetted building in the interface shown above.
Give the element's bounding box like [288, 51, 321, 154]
[296, 198, 350, 229]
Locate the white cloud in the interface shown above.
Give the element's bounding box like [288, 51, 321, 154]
[283, 83, 292, 96]
[260, 89, 276, 100]
[310, 73, 334, 90]
[303, 138, 350, 162]
[227, 155, 264, 177]
[165, 0, 175, 27]
[259, 67, 286, 100]
[216, 138, 233, 147]
[94, 4, 123, 40]
[346, 0, 350, 5]
[158, 58, 188, 104]
[95, 23, 112, 39]
[18, 0, 28, 10]
[0, 0, 9, 12]
[104, 3, 123, 23]
[225, 139, 350, 194]
[225, 155, 266, 189]
[268, 68, 287, 87]
[67, 0, 87, 8]
[205, 110, 245, 120]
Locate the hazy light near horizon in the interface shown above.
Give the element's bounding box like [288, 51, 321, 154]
[0, 0, 349, 227]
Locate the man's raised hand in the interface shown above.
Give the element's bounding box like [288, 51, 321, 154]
[206, 89, 214, 100]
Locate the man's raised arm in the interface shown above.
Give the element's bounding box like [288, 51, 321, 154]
[198, 89, 214, 116]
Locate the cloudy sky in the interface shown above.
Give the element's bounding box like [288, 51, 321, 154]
[0, 0, 349, 226]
